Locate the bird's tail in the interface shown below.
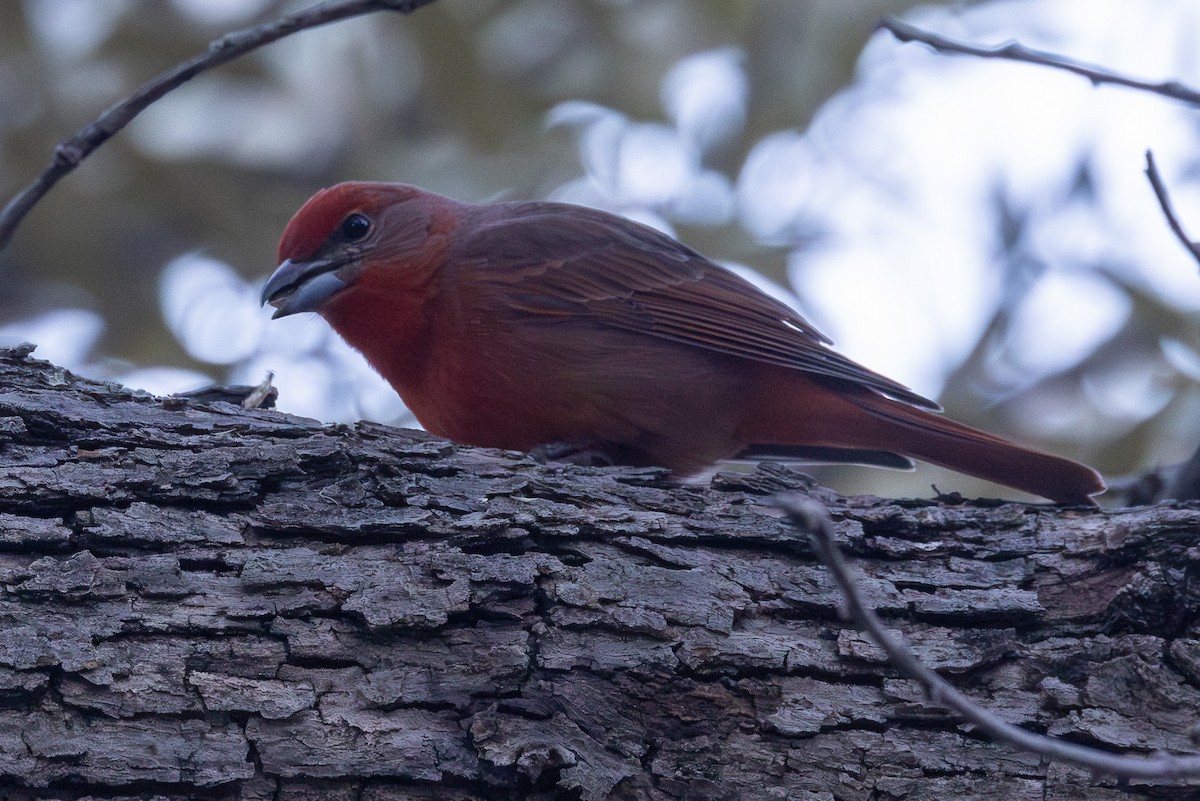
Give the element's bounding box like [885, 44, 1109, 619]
[739, 377, 1105, 505]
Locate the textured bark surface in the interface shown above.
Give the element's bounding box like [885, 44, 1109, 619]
[1, 344, 1199, 800]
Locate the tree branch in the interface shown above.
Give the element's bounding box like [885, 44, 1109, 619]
[2, 345, 1199, 797]
[1144, 150, 1200, 270]
[778, 494, 1200, 782]
[1142, 154, 1200, 501]
[879, 17, 1200, 106]
[0, 0, 439, 251]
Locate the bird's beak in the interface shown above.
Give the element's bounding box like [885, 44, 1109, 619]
[260, 256, 350, 319]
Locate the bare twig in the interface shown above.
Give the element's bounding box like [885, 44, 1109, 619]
[880, 17, 1200, 106]
[776, 494, 1200, 781]
[0, 0, 438, 251]
[1143, 154, 1200, 501]
[1145, 150, 1200, 270]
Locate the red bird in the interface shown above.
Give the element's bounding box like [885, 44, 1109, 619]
[261, 182, 1104, 505]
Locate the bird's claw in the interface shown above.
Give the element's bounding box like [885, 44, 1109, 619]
[530, 441, 617, 468]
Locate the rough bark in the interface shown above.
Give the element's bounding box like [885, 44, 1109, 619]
[0, 344, 1198, 800]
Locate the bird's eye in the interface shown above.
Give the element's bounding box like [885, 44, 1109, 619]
[339, 213, 372, 242]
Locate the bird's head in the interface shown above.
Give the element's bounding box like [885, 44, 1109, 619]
[261, 182, 440, 318]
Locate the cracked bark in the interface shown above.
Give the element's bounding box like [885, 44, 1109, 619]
[1, 344, 1199, 800]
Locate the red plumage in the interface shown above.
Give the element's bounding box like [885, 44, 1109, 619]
[261, 182, 1105, 505]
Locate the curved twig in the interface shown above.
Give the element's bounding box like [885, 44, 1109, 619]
[1143, 155, 1200, 501]
[1145, 150, 1200, 271]
[0, 0, 438, 251]
[776, 494, 1200, 781]
[880, 17, 1200, 106]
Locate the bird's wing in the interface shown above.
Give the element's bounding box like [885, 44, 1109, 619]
[455, 201, 938, 410]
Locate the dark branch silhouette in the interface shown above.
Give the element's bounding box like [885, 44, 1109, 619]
[0, 0, 439, 251]
[1143, 151, 1200, 500]
[1145, 150, 1200, 270]
[778, 494, 1200, 782]
[880, 17, 1200, 106]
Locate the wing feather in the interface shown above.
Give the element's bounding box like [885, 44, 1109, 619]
[453, 201, 938, 410]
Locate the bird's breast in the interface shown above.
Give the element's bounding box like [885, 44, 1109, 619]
[325, 277, 754, 472]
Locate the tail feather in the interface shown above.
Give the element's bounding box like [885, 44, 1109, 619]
[843, 392, 1104, 505]
[740, 375, 1105, 505]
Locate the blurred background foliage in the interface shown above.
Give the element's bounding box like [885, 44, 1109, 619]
[2, 0, 1200, 502]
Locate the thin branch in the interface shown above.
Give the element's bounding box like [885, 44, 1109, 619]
[1145, 150, 1200, 270]
[1143, 152, 1200, 502]
[880, 17, 1200, 106]
[776, 494, 1200, 781]
[0, 0, 438, 251]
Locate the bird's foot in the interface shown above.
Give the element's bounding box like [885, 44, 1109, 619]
[530, 441, 617, 468]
